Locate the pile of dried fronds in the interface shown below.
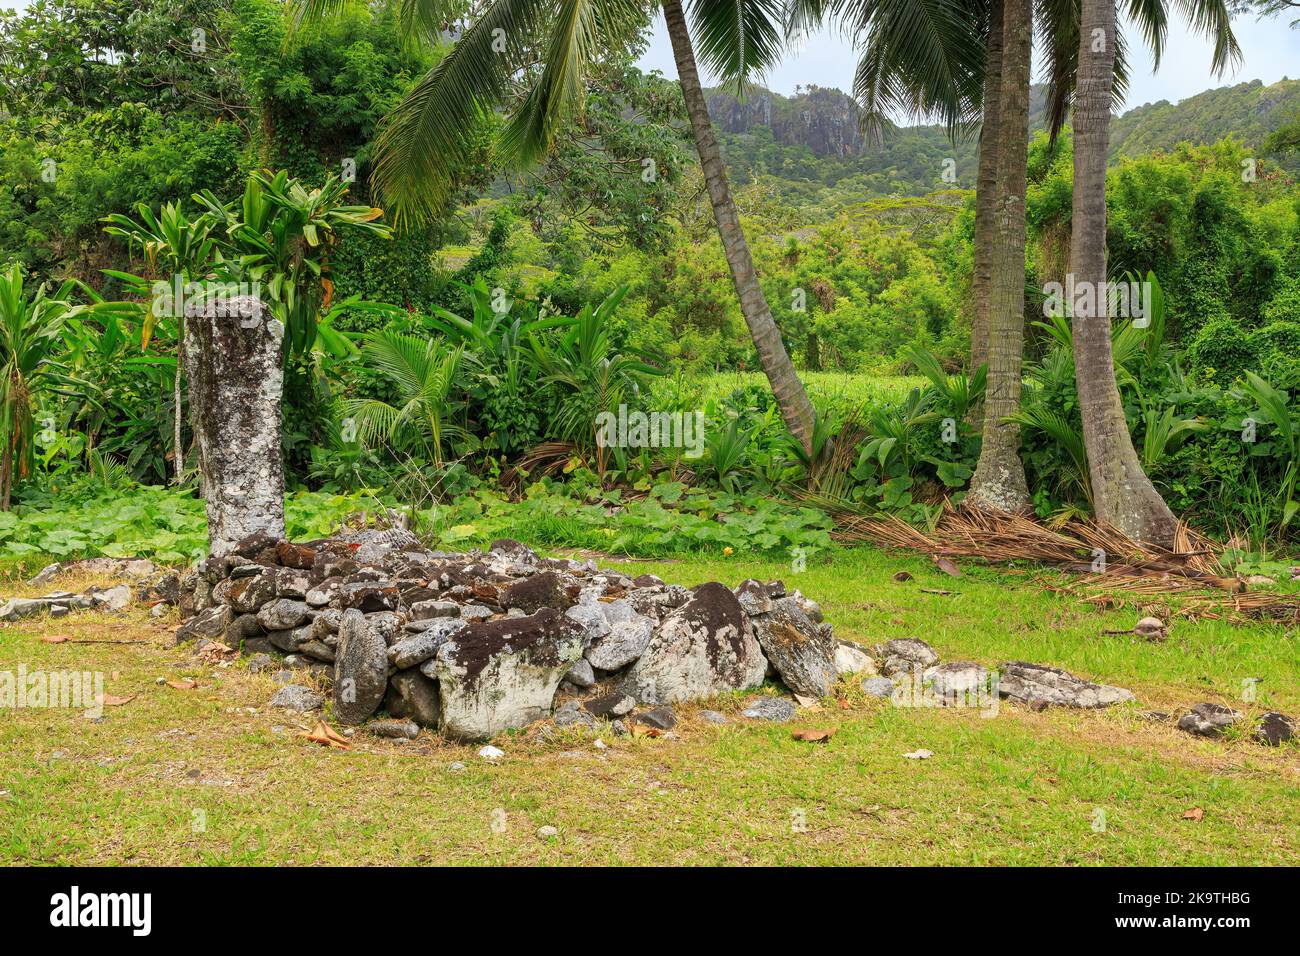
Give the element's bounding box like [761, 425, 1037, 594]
[833, 506, 1223, 577]
[831, 505, 1300, 625]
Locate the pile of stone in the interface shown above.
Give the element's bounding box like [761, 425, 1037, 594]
[0, 584, 135, 622]
[169, 529, 1297, 749]
[172, 530, 855, 741]
[859, 638, 1136, 709]
[861, 640, 1295, 746]
[0, 556, 168, 622]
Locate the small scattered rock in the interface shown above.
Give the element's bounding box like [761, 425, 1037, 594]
[741, 697, 797, 722]
[478, 745, 505, 760]
[269, 684, 323, 713]
[564, 658, 597, 689]
[1134, 616, 1168, 641]
[873, 638, 938, 678]
[636, 706, 677, 730]
[699, 710, 729, 724]
[536, 825, 559, 840]
[1177, 702, 1241, 738]
[553, 700, 596, 728]
[834, 642, 876, 676]
[1255, 712, 1296, 746]
[584, 693, 635, 718]
[368, 719, 420, 740]
[862, 676, 896, 699]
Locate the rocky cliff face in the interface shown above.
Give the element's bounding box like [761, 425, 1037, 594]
[705, 85, 865, 158]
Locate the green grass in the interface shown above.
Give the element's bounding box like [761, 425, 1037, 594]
[0, 546, 1297, 865]
[687, 370, 926, 410]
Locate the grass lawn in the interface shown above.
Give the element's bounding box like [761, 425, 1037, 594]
[1, 545, 1297, 866]
[673, 370, 926, 410]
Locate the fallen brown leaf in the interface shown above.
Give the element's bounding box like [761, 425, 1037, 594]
[102, 693, 136, 707]
[1182, 807, 1205, 822]
[165, 679, 199, 690]
[933, 556, 963, 577]
[630, 723, 661, 738]
[792, 728, 834, 743]
[298, 721, 351, 749]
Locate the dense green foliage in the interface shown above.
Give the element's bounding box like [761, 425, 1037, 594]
[4, 0, 1300, 555]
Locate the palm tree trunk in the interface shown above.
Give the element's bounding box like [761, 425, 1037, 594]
[1070, 0, 1177, 545]
[661, 0, 815, 452]
[174, 324, 184, 485]
[970, 0, 1003, 375]
[966, 0, 1031, 512]
[0, 432, 11, 512]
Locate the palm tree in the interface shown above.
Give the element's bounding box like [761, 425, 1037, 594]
[294, 0, 818, 452]
[1068, 0, 1236, 544]
[809, 0, 1238, 520]
[966, 0, 1033, 511]
[348, 332, 467, 466]
[970, 0, 1002, 376]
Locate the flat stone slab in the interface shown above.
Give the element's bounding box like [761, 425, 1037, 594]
[997, 661, 1135, 709]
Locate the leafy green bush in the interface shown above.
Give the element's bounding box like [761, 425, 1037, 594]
[1188, 316, 1258, 387]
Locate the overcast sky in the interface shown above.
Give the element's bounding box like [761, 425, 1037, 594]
[637, 10, 1300, 112]
[2, 0, 1297, 115]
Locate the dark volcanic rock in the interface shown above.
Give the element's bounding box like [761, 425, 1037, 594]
[175, 605, 231, 644]
[275, 541, 317, 570]
[337, 581, 399, 612]
[499, 571, 573, 614]
[635, 706, 677, 730]
[332, 609, 389, 724]
[583, 693, 635, 718]
[873, 638, 939, 678]
[224, 612, 265, 646]
[621, 582, 767, 705]
[270, 684, 323, 713]
[384, 669, 441, 727]
[431, 607, 585, 740]
[227, 573, 278, 614]
[741, 696, 797, 721]
[1255, 711, 1296, 746]
[489, 539, 539, 564]
[1177, 702, 1241, 738]
[388, 618, 464, 669]
[256, 598, 309, 631]
[748, 596, 836, 698]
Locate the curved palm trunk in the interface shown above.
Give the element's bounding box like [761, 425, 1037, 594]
[969, 0, 1003, 376]
[967, 0, 1031, 512]
[1071, 0, 1177, 545]
[661, 0, 815, 452]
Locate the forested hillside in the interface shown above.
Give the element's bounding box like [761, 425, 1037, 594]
[705, 77, 1300, 209]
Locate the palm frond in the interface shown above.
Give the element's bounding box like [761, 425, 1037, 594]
[688, 0, 786, 89]
[371, 0, 551, 222]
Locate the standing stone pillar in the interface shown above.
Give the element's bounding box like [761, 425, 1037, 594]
[183, 295, 286, 556]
